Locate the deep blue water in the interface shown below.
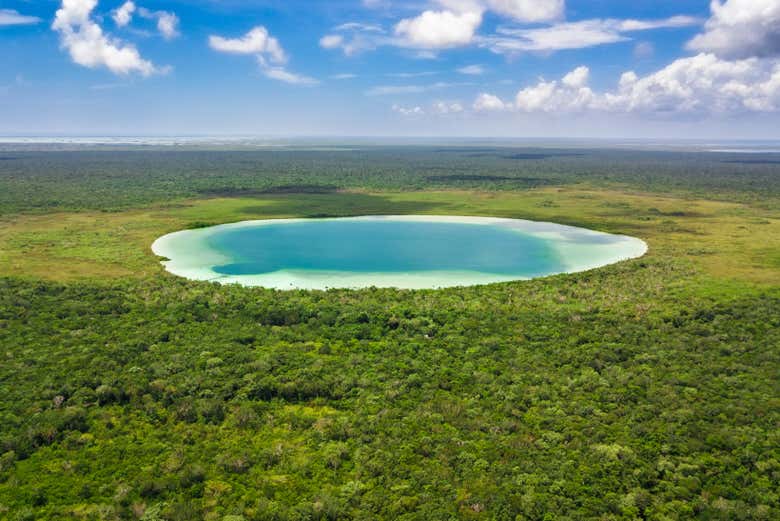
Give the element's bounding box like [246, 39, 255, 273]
[208, 220, 566, 277]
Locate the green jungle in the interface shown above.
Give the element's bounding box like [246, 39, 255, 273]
[0, 145, 777, 520]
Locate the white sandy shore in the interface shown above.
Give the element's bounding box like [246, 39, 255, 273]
[152, 215, 648, 290]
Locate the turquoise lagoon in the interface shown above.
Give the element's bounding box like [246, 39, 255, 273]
[152, 216, 648, 290]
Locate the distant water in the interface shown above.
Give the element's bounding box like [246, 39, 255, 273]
[152, 216, 647, 290]
[707, 148, 780, 154]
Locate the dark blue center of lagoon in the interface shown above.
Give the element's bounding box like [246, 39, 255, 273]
[209, 220, 565, 277]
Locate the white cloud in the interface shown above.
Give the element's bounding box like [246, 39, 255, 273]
[489, 21, 624, 52]
[320, 34, 344, 49]
[112, 1, 135, 28]
[367, 81, 468, 96]
[262, 65, 318, 85]
[142, 9, 179, 40]
[395, 9, 483, 49]
[326, 4, 544, 55]
[160, 14, 178, 40]
[486, 0, 564, 22]
[457, 64, 485, 75]
[603, 54, 780, 113]
[514, 74, 595, 112]
[480, 56, 780, 115]
[334, 22, 384, 33]
[323, 2, 697, 57]
[484, 16, 700, 54]
[209, 26, 286, 63]
[432, 101, 464, 113]
[331, 73, 357, 80]
[688, 0, 780, 59]
[435, 0, 563, 22]
[393, 100, 464, 116]
[0, 9, 41, 26]
[210, 26, 316, 86]
[318, 23, 382, 56]
[618, 16, 701, 32]
[52, 0, 161, 76]
[112, 2, 178, 40]
[473, 92, 506, 110]
[562, 65, 589, 88]
[392, 104, 425, 116]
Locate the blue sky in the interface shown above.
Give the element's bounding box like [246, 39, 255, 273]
[1, 0, 779, 138]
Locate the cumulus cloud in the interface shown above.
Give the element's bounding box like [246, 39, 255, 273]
[210, 26, 316, 85]
[330, 0, 491, 52]
[209, 27, 286, 63]
[138, 7, 179, 40]
[392, 104, 425, 116]
[486, 0, 564, 22]
[324, 1, 699, 56]
[432, 101, 464, 113]
[346, 0, 780, 119]
[484, 16, 700, 54]
[437, 0, 564, 22]
[688, 0, 780, 59]
[392, 100, 464, 116]
[395, 9, 483, 49]
[112, 2, 178, 40]
[514, 73, 595, 112]
[112, 1, 135, 28]
[0, 9, 41, 26]
[561, 65, 589, 88]
[52, 0, 161, 76]
[473, 92, 506, 111]
[603, 54, 780, 113]
[157, 13, 179, 40]
[478, 55, 780, 115]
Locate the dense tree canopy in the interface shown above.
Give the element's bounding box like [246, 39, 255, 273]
[0, 146, 777, 520]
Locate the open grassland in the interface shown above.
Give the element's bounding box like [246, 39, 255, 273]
[0, 147, 778, 520]
[1, 187, 778, 284]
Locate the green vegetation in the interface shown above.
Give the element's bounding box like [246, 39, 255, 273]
[0, 146, 778, 520]
[1, 146, 779, 215]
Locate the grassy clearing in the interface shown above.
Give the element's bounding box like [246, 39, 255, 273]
[1, 187, 777, 285]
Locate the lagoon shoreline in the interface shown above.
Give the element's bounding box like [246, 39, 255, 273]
[152, 215, 648, 290]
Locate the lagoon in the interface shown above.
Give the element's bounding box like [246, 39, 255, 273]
[152, 216, 647, 290]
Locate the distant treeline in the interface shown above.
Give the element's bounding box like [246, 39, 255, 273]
[0, 146, 779, 213]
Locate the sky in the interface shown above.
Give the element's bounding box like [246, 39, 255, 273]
[1, 0, 779, 138]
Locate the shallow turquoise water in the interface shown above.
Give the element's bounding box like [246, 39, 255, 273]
[152, 216, 648, 290]
[208, 220, 566, 278]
